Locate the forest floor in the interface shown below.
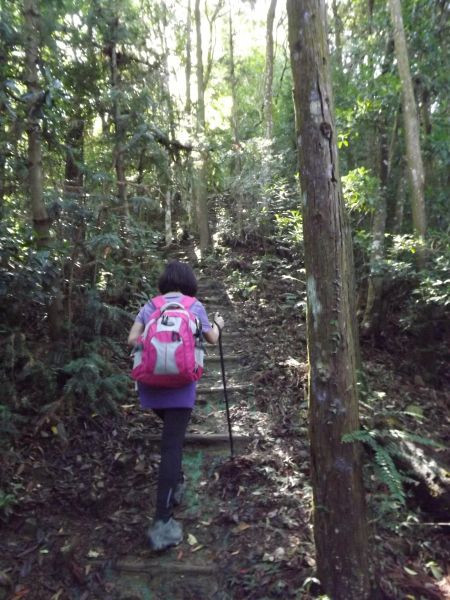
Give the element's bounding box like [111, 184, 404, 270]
[0, 242, 449, 600]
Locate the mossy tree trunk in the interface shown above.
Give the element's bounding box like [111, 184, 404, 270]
[287, 1, 371, 598]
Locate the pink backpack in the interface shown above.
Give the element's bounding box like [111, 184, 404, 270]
[131, 295, 204, 388]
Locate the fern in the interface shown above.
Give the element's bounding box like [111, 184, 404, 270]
[342, 429, 407, 504]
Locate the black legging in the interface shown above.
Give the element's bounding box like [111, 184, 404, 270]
[153, 408, 192, 521]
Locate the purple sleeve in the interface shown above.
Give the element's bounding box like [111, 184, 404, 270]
[135, 301, 155, 325]
[192, 300, 212, 332]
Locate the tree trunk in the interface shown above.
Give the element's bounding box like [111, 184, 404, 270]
[194, 0, 210, 253]
[185, 0, 192, 115]
[287, 1, 371, 598]
[331, 0, 343, 70]
[109, 15, 129, 221]
[23, 0, 51, 247]
[165, 190, 173, 247]
[388, 0, 426, 262]
[64, 117, 84, 196]
[362, 40, 395, 335]
[263, 0, 277, 140]
[228, 3, 243, 239]
[23, 0, 64, 340]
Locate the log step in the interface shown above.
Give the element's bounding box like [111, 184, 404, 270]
[146, 433, 250, 446]
[115, 558, 217, 575]
[197, 384, 251, 394]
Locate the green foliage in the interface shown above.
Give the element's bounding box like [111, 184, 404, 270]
[343, 428, 407, 505]
[342, 167, 379, 215]
[63, 345, 128, 415]
[343, 426, 444, 527]
[274, 209, 303, 247]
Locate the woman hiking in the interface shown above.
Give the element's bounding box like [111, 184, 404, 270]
[127, 260, 225, 551]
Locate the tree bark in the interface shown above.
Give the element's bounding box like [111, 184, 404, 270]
[263, 0, 277, 140]
[108, 14, 129, 220]
[287, 1, 371, 598]
[228, 3, 243, 239]
[23, 0, 51, 247]
[362, 40, 395, 335]
[194, 0, 210, 253]
[331, 0, 343, 70]
[185, 0, 192, 115]
[23, 0, 64, 340]
[64, 118, 84, 196]
[388, 0, 426, 261]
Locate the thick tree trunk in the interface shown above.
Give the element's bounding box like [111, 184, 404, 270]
[388, 0, 426, 261]
[194, 0, 210, 253]
[287, 2, 371, 599]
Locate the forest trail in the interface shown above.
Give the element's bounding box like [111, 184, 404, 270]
[108, 248, 257, 600]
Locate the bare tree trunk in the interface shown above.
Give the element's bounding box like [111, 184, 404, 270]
[362, 40, 395, 335]
[287, 1, 371, 598]
[23, 0, 50, 247]
[109, 14, 129, 221]
[23, 0, 64, 340]
[331, 0, 343, 70]
[194, 0, 210, 253]
[165, 190, 173, 246]
[185, 0, 192, 115]
[393, 167, 406, 233]
[64, 117, 84, 196]
[263, 0, 277, 140]
[228, 3, 243, 239]
[388, 0, 426, 262]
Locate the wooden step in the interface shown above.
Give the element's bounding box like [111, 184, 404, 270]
[115, 558, 217, 575]
[205, 354, 242, 362]
[146, 433, 250, 446]
[197, 384, 251, 394]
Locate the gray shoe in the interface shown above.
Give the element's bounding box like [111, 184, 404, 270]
[173, 480, 186, 507]
[147, 517, 183, 551]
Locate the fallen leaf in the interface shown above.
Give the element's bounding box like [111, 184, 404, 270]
[187, 533, 198, 546]
[232, 523, 251, 534]
[191, 545, 204, 552]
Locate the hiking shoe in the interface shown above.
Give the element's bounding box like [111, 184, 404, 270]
[147, 517, 183, 551]
[173, 480, 187, 507]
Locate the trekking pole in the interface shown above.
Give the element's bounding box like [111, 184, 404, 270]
[216, 321, 234, 459]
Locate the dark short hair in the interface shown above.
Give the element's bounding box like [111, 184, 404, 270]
[158, 261, 198, 297]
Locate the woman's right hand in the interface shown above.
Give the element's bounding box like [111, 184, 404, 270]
[214, 313, 225, 330]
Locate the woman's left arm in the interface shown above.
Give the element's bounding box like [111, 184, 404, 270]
[128, 321, 144, 346]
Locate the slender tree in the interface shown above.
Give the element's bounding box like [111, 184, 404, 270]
[263, 0, 277, 140]
[194, 0, 211, 252]
[287, 1, 371, 598]
[107, 6, 129, 220]
[388, 0, 426, 259]
[228, 2, 244, 238]
[23, 0, 51, 247]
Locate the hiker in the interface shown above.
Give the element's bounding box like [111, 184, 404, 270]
[127, 260, 225, 551]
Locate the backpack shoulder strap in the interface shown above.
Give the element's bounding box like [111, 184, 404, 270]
[151, 295, 166, 309]
[180, 295, 197, 310]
